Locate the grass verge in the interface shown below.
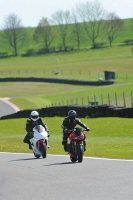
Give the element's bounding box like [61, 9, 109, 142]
[0, 117, 133, 159]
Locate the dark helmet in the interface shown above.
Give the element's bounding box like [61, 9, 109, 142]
[68, 110, 77, 120]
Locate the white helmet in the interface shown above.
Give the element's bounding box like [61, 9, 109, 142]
[31, 110, 39, 121]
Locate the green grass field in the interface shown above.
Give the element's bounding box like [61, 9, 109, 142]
[0, 45, 133, 109]
[0, 21, 133, 158]
[0, 117, 133, 159]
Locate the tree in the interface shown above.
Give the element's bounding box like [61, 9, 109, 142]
[71, 11, 84, 50]
[76, 1, 105, 48]
[2, 13, 28, 56]
[51, 10, 71, 51]
[33, 17, 56, 53]
[104, 13, 124, 47]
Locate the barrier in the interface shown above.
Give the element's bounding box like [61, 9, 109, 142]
[1, 105, 133, 120]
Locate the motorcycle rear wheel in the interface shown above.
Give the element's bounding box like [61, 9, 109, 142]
[40, 143, 46, 158]
[70, 154, 77, 162]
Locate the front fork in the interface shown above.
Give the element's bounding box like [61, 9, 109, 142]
[70, 140, 86, 154]
[37, 140, 47, 150]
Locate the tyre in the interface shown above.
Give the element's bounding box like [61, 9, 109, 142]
[70, 153, 77, 162]
[77, 145, 83, 163]
[40, 142, 46, 158]
[34, 153, 41, 159]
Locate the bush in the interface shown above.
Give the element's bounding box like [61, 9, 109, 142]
[122, 39, 133, 45]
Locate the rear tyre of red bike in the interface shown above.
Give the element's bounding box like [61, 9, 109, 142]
[70, 153, 77, 162]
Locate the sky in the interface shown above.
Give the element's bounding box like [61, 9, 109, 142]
[0, 0, 133, 27]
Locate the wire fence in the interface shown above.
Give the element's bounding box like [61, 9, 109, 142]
[0, 70, 133, 108]
[47, 91, 133, 108]
[0, 69, 133, 81]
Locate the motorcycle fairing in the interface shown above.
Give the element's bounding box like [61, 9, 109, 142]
[30, 125, 48, 156]
[69, 128, 85, 141]
[37, 139, 47, 148]
[33, 125, 48, 140]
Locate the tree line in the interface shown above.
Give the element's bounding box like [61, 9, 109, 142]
[0, 0, 131, 56]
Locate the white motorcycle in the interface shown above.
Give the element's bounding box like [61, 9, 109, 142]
[30, 125, 49, 159]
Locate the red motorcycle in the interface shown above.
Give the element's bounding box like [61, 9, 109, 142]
[67, 127, 88, 163]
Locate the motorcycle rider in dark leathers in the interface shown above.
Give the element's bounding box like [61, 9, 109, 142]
[23, 110, 50, 149]
[61, 110, 90, 152]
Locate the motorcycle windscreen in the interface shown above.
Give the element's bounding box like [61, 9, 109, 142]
[74, 128, 82, 136]
[33, 125, 44, 132]
[33, 125, 48, 139]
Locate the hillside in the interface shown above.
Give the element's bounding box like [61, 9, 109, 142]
[0, 18, 132, 55]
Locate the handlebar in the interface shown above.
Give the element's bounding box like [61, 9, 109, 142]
[66, 129, 90, 133]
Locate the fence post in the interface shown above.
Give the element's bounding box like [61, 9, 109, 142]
[123, 92, 126, 107]
[94, 95, 97, 104]
[82, 97, 84, 105]
[88, 96, 90, 105]
[115, 93, 118, 106]
[108, 94, 110, 105]
[101, 94, 103, 105]
[131, 91, 133, 107]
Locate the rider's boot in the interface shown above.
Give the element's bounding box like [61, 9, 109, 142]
[47, 142, 50, 148]
[62, 140, 68, 152]
[29, 143, 32, 150]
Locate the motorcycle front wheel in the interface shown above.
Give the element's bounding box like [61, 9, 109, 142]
[77, 145, 83, 163]
[40, 143, 46, 158]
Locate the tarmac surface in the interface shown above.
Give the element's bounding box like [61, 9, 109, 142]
[0, 98, 20, 117]
[0, 152, 133, 200]
[0, 99, 133, 200]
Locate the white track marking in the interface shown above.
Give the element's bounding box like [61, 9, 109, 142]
[0, 152, 133, 162]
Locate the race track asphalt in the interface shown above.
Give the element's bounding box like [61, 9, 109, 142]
[0, 98, 20, 118]
[0, 100, 133, 200]
[0, 152, 133, 200]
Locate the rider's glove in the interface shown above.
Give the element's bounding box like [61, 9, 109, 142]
[64, 129, 68, 133]
[29, 132, 33, 138]
[86, 127, 90, 131]
[46, 130, 50, 137]
[48, 133, 50, 137]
